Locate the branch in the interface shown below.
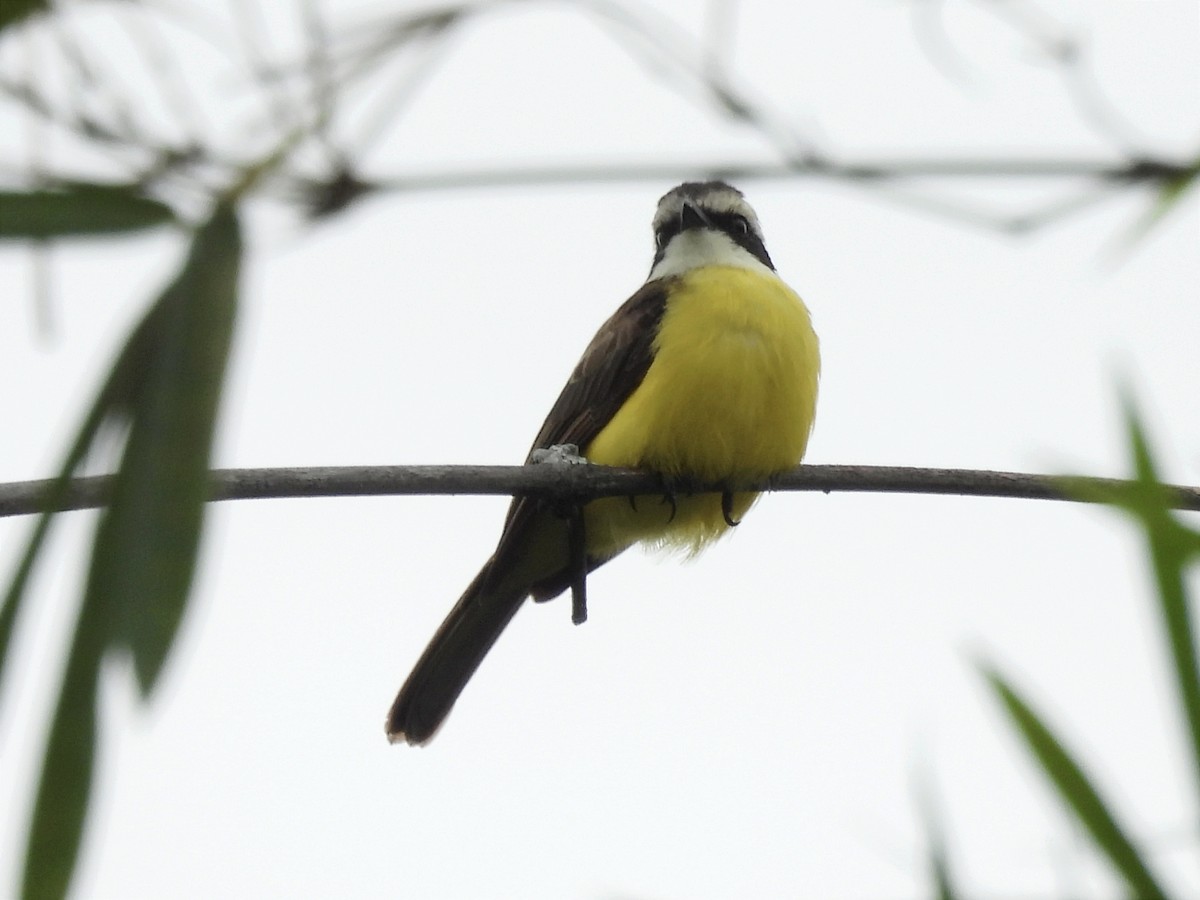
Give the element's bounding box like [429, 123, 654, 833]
[4, 2, 1194, 237]
[328, 156, 1191, 193]
[1, 464, 1198, 519]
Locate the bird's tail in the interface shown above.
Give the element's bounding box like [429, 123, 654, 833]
[386, 561, 528, 745]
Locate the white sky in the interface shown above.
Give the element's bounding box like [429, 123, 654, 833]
[1, 1, 1199, 898]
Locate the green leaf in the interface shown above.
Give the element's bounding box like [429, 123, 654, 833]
[1122, 400, 1200, 806]
[0, 184, 175, 240]
[0, 303, 162, 693]
[1114, 157, 1200, 253]
[20, 578, 107, 900]
[0, 0, 47, 31]
[12, 205, 241, 899]
[982, 666, 1170, 900]
[914, 768, 964, 900]
[1056, 395, 1200, 803]
[87, 203, 241, 694]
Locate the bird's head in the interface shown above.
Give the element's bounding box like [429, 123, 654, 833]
[648, 181, 775, 279]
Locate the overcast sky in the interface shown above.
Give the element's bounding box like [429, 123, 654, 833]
[1, 1, 1199, 898]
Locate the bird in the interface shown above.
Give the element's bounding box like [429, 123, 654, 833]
[387, 181, 820, 744]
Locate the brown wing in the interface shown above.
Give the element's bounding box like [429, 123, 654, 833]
[525, 277, 671, 459]
[483, 278, 672, 591]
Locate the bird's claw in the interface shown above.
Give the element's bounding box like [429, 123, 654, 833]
[721, 490, 741, 527]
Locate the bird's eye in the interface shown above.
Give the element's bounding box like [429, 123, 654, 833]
[731, 215, 750, 236]
[654, 228, 669, 249]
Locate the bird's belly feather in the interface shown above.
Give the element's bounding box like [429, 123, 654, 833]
[584, 266, 819, 557]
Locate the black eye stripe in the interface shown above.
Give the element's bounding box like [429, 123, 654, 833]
[654, 211, 751, 242]
[650, 207, 774, 271]
[711, 212, 751, 236]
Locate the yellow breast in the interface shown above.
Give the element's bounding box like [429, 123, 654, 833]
[584, 265, 820, 556]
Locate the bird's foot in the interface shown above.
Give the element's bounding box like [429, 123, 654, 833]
[567, 505, 588, 625]
[645, 476, 743, 528]
[721, 490, 741, 527]
[531, 444, 590, 623]
[530, 443, 589, 466]
[651, 475, 706, 525]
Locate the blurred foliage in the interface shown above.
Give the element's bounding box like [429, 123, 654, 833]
[0, 184, 176, 239]
[1116, 157, 1200, 253]
[1062, 399, 1200, 798]
[1, 2, 1197, 898]
[0, 205, 241, 899]
[916, 770, 965, 900]
[984, 669, 1171, 899]
[965, 405, 1199, 899]
[0, 0, 47, 32]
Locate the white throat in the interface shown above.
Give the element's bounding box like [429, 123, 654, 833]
[648, 228, 777, 282]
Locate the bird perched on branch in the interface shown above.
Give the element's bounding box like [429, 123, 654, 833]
[387, 181, 820, 744]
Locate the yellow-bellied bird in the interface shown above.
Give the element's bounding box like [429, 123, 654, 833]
[387, 182, 820, 744]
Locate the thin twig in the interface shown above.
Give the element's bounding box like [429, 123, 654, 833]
[3, 1, 1193, 239]
[298, 0, 337, 155]
[919, 0, 1160, 158]
[910, 0, 978, 87]
[119, 8, 211, 149]
[1, 464, 1197, 519]
[231, 0, 296, 139]
[344, 22, 457, 158]
[584, 0, 820, 163]
[339, 156, 1192, 195]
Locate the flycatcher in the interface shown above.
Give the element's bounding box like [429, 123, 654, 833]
[387, 181, 820, 744]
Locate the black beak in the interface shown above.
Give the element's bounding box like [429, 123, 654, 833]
[679, 200, 710, 231]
